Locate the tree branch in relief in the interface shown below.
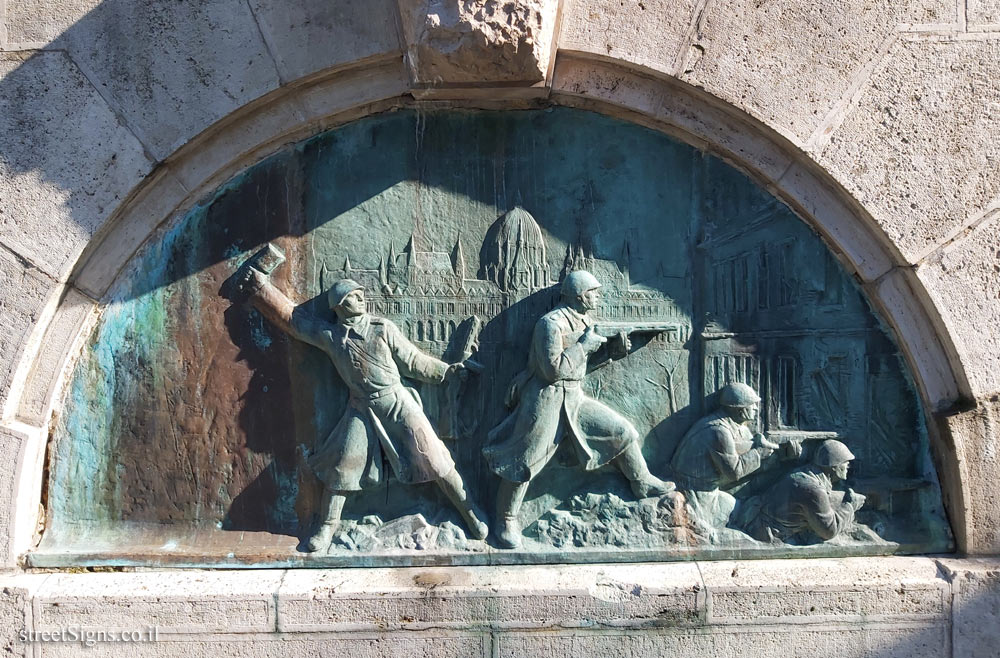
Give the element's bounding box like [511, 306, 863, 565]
[646, 352, 684, 415]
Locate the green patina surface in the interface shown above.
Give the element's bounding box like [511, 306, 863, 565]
[37, 108, 952, 567]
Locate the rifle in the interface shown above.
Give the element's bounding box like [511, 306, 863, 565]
[590, 320, 682, 338]
[586, 320, 683, 372]
[759, 430, 841, 460]
[765, 430, 841, 444]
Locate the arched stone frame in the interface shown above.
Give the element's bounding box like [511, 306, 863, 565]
[0, 48, 975, 567]
[0, 2, 997, 653]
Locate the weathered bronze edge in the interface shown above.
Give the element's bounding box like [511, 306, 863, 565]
[25, 541, 954, 570]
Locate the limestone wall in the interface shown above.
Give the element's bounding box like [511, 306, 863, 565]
[2, 558, 999, 657]
[1, 1, 998, 654]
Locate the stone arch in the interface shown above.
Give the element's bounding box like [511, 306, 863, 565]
[12, 56, 962, 552]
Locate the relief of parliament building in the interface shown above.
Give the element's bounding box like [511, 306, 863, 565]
[322, 207, 690, 352]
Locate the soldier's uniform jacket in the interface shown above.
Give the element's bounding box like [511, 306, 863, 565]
[293, 312, 455, 491]
[743, 466, 857, 543]
[484, 304, 637, 483]
[669, 409, 762, 492]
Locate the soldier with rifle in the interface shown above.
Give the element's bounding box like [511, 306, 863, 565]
[670, 382, 804, 530]
[484, 270, 677, 549]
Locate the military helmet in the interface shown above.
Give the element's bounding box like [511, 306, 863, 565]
[327, 278, 363, 308]
[561, 270, 602, 298]
[718, 382, 761, 408]
[813, 439, 856, 467]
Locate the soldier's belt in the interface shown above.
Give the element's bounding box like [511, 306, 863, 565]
[349, 383, 403, 406]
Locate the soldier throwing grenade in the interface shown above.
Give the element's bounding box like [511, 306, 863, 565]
[236, 246, 488, 551]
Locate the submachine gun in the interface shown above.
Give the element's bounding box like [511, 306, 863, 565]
[586, 320, 684, 372]
[590, 320, 684, 339]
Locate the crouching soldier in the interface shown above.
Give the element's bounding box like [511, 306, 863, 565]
[741, 439, 866, 544]
[670, 383, 778, 530]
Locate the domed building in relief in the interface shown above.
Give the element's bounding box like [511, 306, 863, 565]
[484, 206, 551, 294]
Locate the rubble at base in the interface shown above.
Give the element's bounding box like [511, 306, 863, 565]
[332, 514, 484, 552]
[527, 491, 704, 549]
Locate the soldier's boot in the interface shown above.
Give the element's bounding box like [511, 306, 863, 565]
[616, 442, 676, 499]
[306, 492, 346, 552]
[437, 469, 489, 541]
[495, 480, 529, 549]
[496, 514, 522, 549]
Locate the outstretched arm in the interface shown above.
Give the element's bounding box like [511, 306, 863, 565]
[239, 269, 328, 350]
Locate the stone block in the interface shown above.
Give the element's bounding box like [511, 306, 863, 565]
[37, 633, 490, 658]
[169, 95, 304, 193]
[0, 573, 47, 658]
[16, 288, 94, 425]
[398, 0, 559, 84]
[968, 0, 1000, 25]
[35, 571, 284, 634]
[0, 588, 28, 657]
[699, 557, 949, 624]
[551, 56, 794, 181]
[818, 38, 1000, 264]
[278, 564, 704, 631]
[2, 423, 45, 564]
[295, 57, 411, 127]
[247, 0, 401, 83]
[0, 426, 34, 567]
[868, 268, 962, 411]
[494, 625, 949, 657]
[3, 0, 100, 45]
[941, 558, 1000, 658]
[558, 0, 698, 75]
[938, 400, 1000, 554]
[50, 0, 281, 160]
[72, 169, 187, 299]
[0, 246, 56, 411]
[680, 0, 954, 144]
[0, 426, 29, 568]
[917, 206, 1000, 401]
[0, 51, 152, 279]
